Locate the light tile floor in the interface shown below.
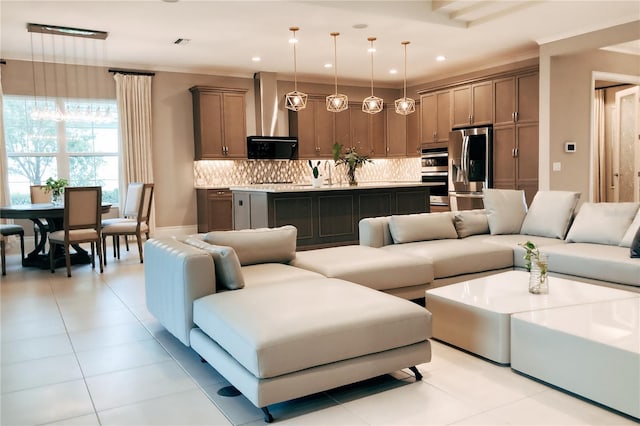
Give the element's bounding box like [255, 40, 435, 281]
[0, 243, 636, 425]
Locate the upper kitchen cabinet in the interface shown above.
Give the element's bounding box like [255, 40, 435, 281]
[190, 86, 248, 159]
[420, 90, 451, 144]
[386, 102, 421, 157]
[289, 96, 335, 158]
[349, 105, 386, 157]
[451, 81, 492, 128]
[493, 72, 539, 127]
[406, 103, 421, 157]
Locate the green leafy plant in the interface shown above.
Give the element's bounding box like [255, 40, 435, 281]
[332, 143, 372, 185]
[44, 177, 68, 196]
[518, 240, 540, 272]
[308, 160, 321, 179]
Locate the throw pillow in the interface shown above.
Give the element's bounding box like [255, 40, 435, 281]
[482, 189, 528, 235]
[520, 191, 580, 239]
[565, 202, 639, 246]
[204, 225, 297, 266]
[620, 210, 640, 248]
[183, 237, 245, 290]
[631, 226, 640, 258]
[453, 209, 489, 238]
[389, 212, 457, 244]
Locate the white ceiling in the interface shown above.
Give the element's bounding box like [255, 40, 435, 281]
[1, 1, 639, 87]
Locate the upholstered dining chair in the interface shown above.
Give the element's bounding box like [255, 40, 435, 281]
[30, 185, 52, 253]
[49, 186, 103, 277]
[101, 182, 143, 259]
[101, 183, 154, 264]
[0, 224, 25, 276]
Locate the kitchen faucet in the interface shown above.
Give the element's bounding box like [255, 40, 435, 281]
[324, 160, 333, 186]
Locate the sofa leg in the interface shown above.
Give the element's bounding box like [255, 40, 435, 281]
[261, 407, 274, 423]
[409, 366, 423, 381]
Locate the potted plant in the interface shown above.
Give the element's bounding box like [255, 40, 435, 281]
[45, 177, 68, 205]
[518, 240, 549, 294]
[332, 143, 372, 186]
[308, 160, 322, 188]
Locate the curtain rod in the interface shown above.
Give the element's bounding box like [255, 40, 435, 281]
[108, 68, 155, 76]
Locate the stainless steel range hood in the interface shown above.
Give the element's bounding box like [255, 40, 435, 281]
[253, 72, 280, 137]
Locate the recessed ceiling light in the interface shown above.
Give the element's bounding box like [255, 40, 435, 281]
[324, 63, 333, 68]
[389, 69, 398, 74]
[252, 56, 261, 62]
[353, 23, 368, 29]
[436, 55, 446, 62]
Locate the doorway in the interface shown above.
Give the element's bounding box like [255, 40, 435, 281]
[612, 86, 639, 202]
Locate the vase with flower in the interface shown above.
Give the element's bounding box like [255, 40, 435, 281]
[332, 143, 372, 186]
[519, 240, 549, 294]
[45, 177, 68, 205]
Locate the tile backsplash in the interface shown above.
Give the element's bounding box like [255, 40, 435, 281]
[194, 158, 421, 188]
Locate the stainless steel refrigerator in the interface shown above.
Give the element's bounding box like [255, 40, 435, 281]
[448, 126, 492, 209]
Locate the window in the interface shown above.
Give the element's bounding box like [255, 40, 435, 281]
[3, 96, 120, 205]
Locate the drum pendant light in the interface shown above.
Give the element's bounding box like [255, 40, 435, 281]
[326, 32, 348, 113]
[362, 37, 383, 114]
[285, 26, 307, 111]
[394, 41, 415, 115]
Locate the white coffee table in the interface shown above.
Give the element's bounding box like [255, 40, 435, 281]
[511, 298, 640, 419]
[425, 270, 638, 364]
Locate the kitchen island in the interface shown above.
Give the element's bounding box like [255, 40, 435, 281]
[230, 182, 436, 249]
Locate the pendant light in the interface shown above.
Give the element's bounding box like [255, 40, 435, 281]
[394, 41, 415, 115]
[326, 32, 348, 113]
[285, 26, 307, 112]
[362, 37, 383, 114]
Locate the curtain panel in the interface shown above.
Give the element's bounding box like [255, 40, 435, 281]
[592, 89, 606, 202]
[114, 73, 155, 233]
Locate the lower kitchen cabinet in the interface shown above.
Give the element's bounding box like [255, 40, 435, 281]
[196, 189, 233, 232]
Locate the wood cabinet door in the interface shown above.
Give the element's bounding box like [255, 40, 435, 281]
[334, 109, 351, 148]
[420, 93, 437, 143]
[516, 72, 539, 124]
[370, 109, 386, 157]
[194, 92, 224, 159]
[197, 189, 233, 232]
[315, 101, 335, 158]
[492, 125, 517, 189]
[289, 104, 316, 158]
[350, 107, 370, 154]
[386, 108, 407, 157]
[406, 105, 421, 157]
[435, 90, 451, 142]
[471, 81, 493, 125]
[515, 123, 539, 204]
[493, 77, 516, 127]
[452, 85, 471, 128]
[222, 93, 247, 158]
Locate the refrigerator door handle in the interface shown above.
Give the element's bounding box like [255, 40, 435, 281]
[461, 134, 470, 185]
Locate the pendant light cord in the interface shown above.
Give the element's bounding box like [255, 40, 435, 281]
[403, 41, 408, 99]
[369, 38, 374, 96]
[291, 27, 298, 91]
[331, 32, 339, 94]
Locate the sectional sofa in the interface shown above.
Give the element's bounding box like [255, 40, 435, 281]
[144, 189, 640, 421]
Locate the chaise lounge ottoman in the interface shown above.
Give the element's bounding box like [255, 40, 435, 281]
[191, 277, 431, 422]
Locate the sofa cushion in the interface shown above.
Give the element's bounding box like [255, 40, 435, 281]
[565, 203, 639, 246]
[382, 238, 513, 279]
[388, 212, 457, 244]
[477, 234, 567, 269]
[204, 225, 297, 266]
[183, 237, 244, 290]
[240, 263, 324, 287]
[541, 243, 640, 287]
[482, 189, 528, 235]
[193, 278, 431, 379]
[290, 245, 434, 290]
[620, 210, 640, 248]
[453, 209, 489, 238]
[520, 191, 580, 239]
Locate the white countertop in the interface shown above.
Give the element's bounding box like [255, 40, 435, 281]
[228, 181, 439, 193]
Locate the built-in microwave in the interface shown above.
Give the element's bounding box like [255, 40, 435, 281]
[247, 136, 298, 160]
[421, 145, 449, 206]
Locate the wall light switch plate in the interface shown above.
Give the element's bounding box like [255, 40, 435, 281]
[553, 162, 561, 172]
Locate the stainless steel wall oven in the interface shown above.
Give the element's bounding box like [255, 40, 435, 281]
[421, 144, 449, 207]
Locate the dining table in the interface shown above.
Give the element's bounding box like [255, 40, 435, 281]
[0, 202, 112, 270]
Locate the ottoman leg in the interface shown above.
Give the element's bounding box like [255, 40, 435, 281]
[261, 407, 274, 423]
[409, 366, 423, 381]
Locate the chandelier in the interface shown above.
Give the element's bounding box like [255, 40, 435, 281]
[284, 26, 307, 112]
[394, 41, 415, 115]
[326, 32, 348, 113]
[362, 37, 383, 114]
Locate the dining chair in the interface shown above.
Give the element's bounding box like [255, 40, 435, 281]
[101, 183, 154, 264]
[101, 182, 143, 260]
[30, 185, 52, 253]
[0, 224, 25, 276]
[49, 186, 103, 277]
